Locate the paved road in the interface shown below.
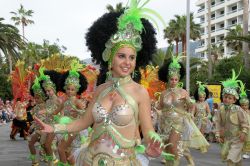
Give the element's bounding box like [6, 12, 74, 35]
[0, 123, 249, 166]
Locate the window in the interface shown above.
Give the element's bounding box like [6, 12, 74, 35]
[220, 36, 224, 40]
[220, 10, 224, 15]
[211, 1, 215, 6]
[211, 26, 215, 31]
[232, 19, 237, 25]
[211, 38, 215, 43]
[232, 6, 237, 11]
[220, 23, 224, 28]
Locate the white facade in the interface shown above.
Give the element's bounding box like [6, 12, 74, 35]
[195, 0, 250, 59]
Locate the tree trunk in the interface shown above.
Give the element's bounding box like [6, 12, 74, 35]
[22, 22, 25, 41]
[7, 54, 13, 74]
[207, 0, 213, 79]
[182, 36, 185, 56]
[175, 40, 179, 54]
[243, 0, 250, 70]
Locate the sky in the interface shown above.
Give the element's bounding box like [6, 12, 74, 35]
[0, 0, 198, 60]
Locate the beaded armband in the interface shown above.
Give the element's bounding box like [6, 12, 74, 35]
[242, 128, 248, 135]
[53, 124, 67, 134]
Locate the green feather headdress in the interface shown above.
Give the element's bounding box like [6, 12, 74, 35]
[64, 60, 83, 91]
[102, 0, 166, 67]
[168, 53, 183, 78]
[39, 67, 56, 91]
[239, 81, 249, 104]
[197, 81, 207, 96]
[221, 69, 242, 99]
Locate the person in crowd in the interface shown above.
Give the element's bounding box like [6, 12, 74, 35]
[214, 69, 249, 166]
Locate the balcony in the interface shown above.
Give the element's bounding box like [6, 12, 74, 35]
[198, 8, 205, 13]
[227, 9, 237, 15]
[216, 27, 225, 31]
[216, 0, 225, 6]
[227, 23, 237, 28]
[216, 14, 224, 19]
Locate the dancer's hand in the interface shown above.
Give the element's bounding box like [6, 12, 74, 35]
[216, 136, 223, 143]
[34, 116, 54, 133]
[145, 140, 162, 157]
[239, 132, 246, 142]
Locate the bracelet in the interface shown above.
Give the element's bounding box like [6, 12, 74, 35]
[241, 128, 248, 135]
[53, 124, 67, 134]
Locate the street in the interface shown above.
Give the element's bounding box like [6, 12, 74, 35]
[0, 123, 249, 166]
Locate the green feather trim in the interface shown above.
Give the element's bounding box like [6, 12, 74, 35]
[69, 60, 83, 78]
[32, 77, 41, 91]
[118, 0, 166, 32]
[161, 151, 175, 161]
[239, 81, 248, 98]
[39, 67, 49, 81]
[135, 144, 146, 154]
[197, 81, 206, 94]
[58, 116, 73, 125]
[80, 135, 88, 144]
[220, 68, 242, 89]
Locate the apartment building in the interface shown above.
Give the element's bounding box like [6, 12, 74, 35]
[195, 0, 250, 59]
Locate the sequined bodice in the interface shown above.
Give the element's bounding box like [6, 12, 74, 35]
[92, 102, 134, 126]
[163, 88, 186, 110]
[63, 99, 80, 119]
[32, 103, 46, 120]
[45, 98, 58, 115]
[196, 102, 207, 117]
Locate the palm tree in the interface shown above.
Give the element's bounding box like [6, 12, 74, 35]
[225, 25, 243, 54]
[210, 43, 224, 63]
[152, 44, 173, 67]
[164, 19, 180, 54]
[106, 2, 125, 12]
[10, 4, 34, 41]
[207, 0, 213, 79]
[164, 14, 200, 56]
[0, 18, 24, 73]
[243, 0, 250, 70]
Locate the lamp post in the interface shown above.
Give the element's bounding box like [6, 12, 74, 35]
[186, 0, 190, 93]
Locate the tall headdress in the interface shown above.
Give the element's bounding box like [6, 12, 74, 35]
[239, 81, 249, 104]
[158, 54, 185, 83]
[61, 60, 88, 95]
[194, 81, 209, 101]
[86, 0, 164, 84]
[39, 67, 56, 92]
[168, 54, 183, 78]
[31, 76, 46, 100]
[221, 69, 242, 100]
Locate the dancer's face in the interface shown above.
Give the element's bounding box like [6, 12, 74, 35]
[65, 84, 77, 97]
[45, 87, 55, 97]
[169, 75, 179, 88]
[240, 103, 249, 111]
[111, 46, 136, 78]
[199, 95, 206, 102]
[222, 94, 236, 105]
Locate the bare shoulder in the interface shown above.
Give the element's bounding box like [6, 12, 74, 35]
[130, 82, 150, 102]
[179, 88, 189, 96]
[94, 82, 111, 97]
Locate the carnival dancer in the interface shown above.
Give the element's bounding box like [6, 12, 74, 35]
[10, 99, 29, 140]
[238, 82, 250, 159]
[28, 77, 47, 166]
[214, 69, 249, 166]
[157, 55, 209, 166]
[34, 0, 175, 165]
[55, 60, 88, 166]
[194, 81, 211, 135]
[39, 68, 62, 166]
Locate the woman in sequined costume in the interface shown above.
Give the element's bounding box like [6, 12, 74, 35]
[34, 1, 168, 165]
[55, 68, 88, 166]
[157, 58, 209, 166]
[28, 77, 47, 166]
[39, 69, 62, 166]
[193, 82, 211, 135]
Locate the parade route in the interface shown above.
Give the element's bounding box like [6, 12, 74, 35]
[1, 123, 250, 166]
